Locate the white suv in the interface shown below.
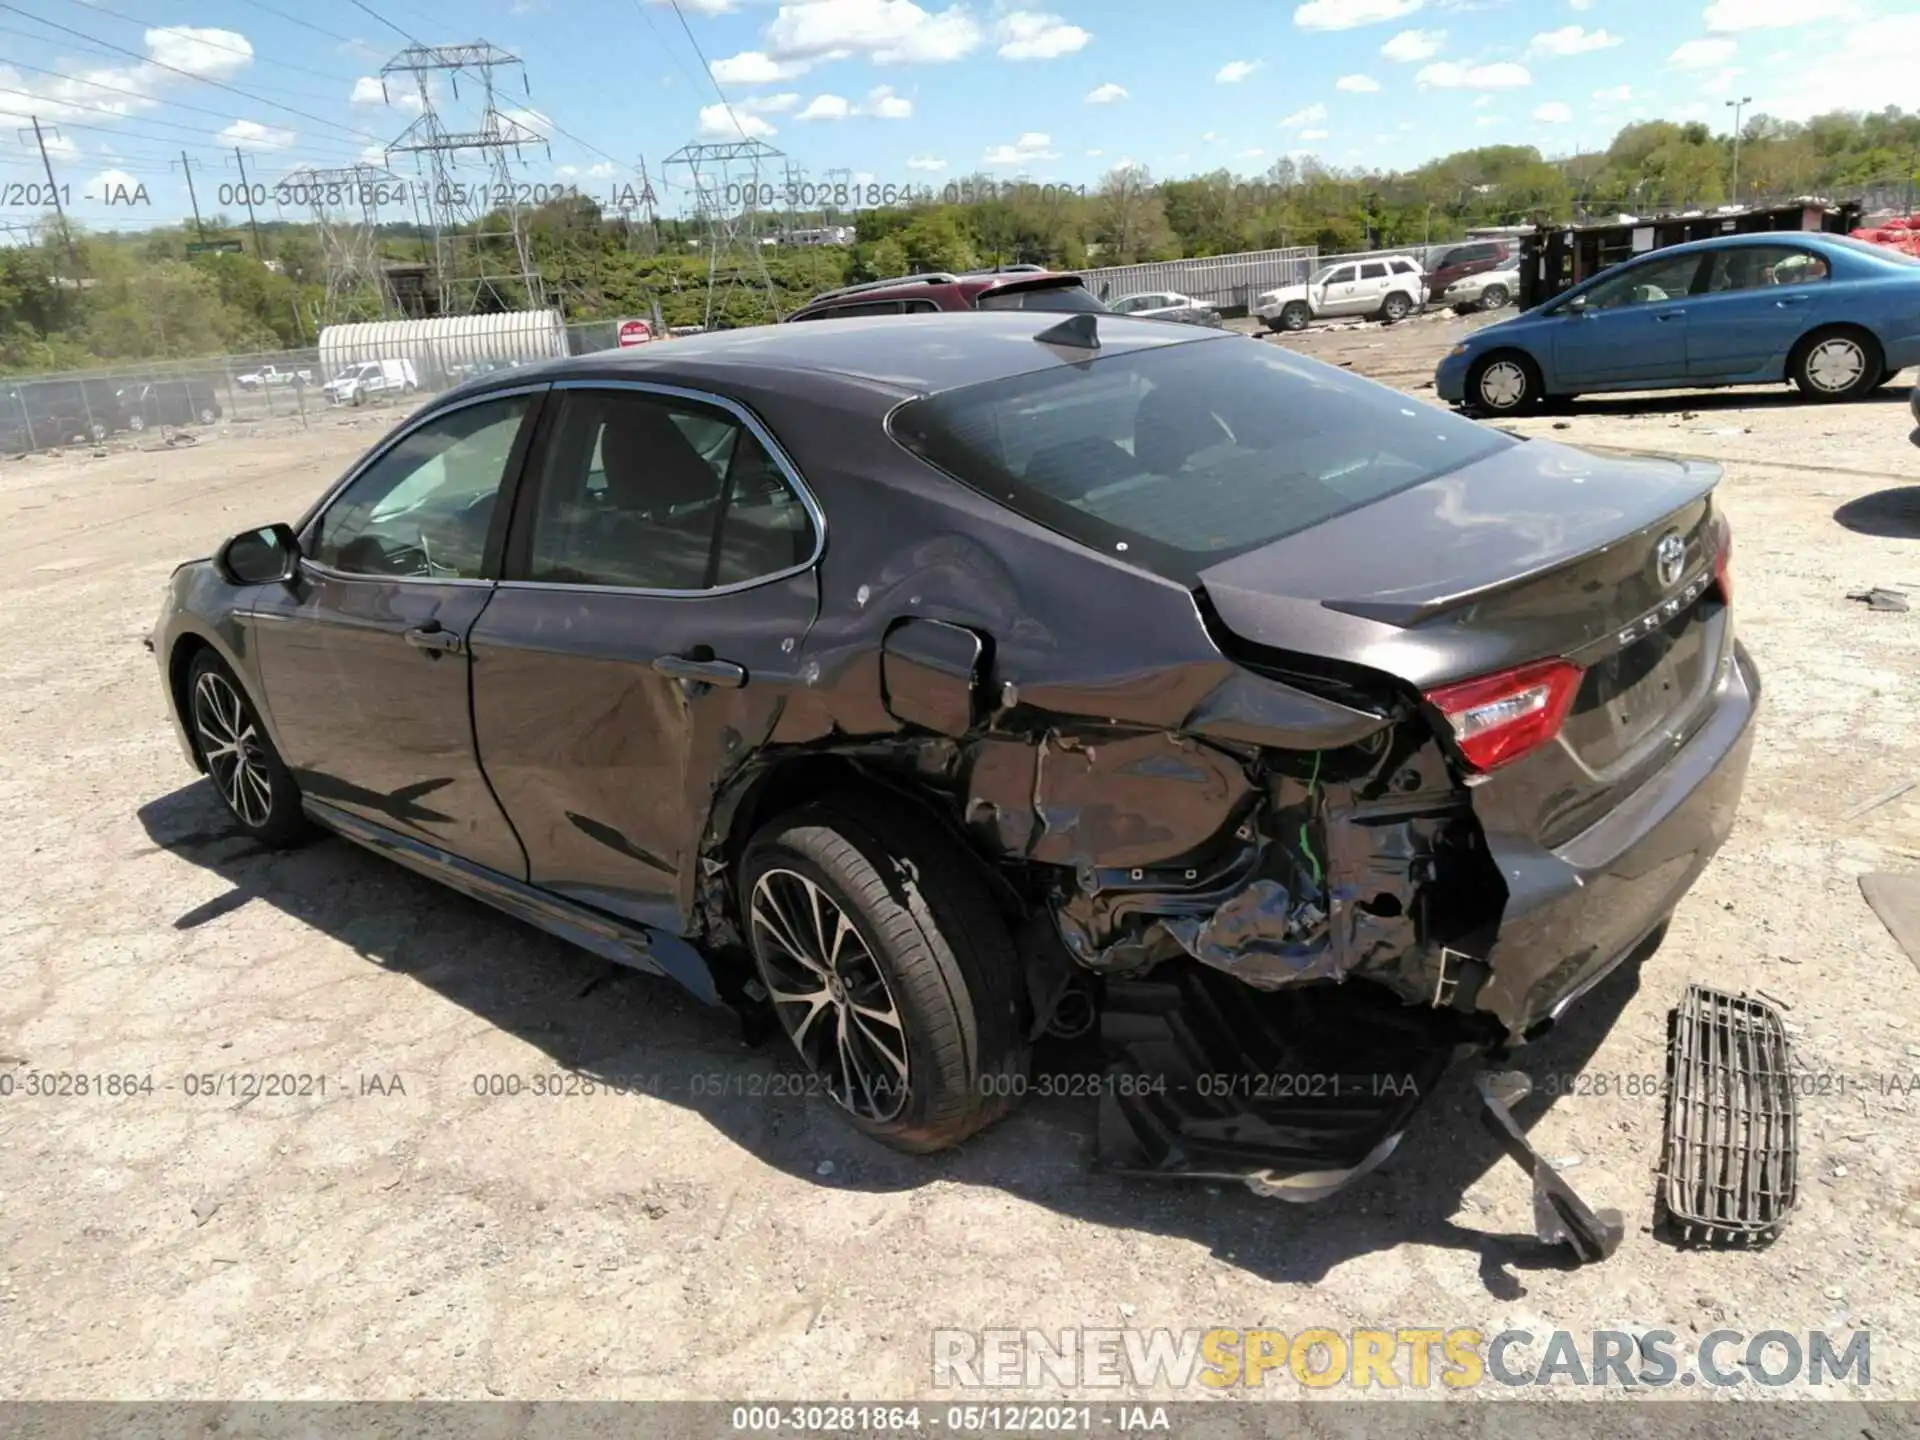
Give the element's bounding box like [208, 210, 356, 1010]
[1254, 255, 1426, 332]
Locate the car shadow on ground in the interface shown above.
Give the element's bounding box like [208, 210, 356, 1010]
[140, 780, 1653, 1296]
[1834, 484, 1920, 539]
[1556, 386, 1914, 419]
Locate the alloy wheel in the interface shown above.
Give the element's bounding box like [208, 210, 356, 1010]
[750, 867, 911, 1122]
[1805, 337, 1865, 393]
[192, 669, 274, 828]
[1479, 360, 1528, 410]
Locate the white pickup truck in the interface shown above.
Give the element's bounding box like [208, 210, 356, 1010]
[235, 364, 313, 390]
[1253, 255, 1426, 332]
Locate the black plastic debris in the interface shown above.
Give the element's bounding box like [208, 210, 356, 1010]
[1847, 587, 1910, 613]
[1656, 984, 1799, 1247]
[1475, 1070, 1624, 1264]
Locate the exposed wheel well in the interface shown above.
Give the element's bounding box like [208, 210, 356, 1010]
[168, 634, 213, 772]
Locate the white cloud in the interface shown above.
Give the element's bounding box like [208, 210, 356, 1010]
[1569, 0, 1592, 8]
[218, 119, 294, 150]
[796, 93, 851, 120]
[1294, 0, 1422, 31]
[1281, 102, 1328, 127]
[996, 10, 1090, 59]
[1669, 37, 1737, 69]
[359, 143, 389, 164]
[906, 154, 947, 170]
[1216, 59, 1263, 82]
[742, 92, 801, 113]
[1533, 100, 1572, 122]
[1085, 81, 1129, 103]
[1701, 66, 1746, 95]
[1381, 28, 1444, 61]
[1416, 60, 1531, 88]
[1241, 147, 1266, 157]
[711, 51, 809, 84]
[645, 0, 734, 11]
[763, 0, 982, 68]
[982, 130, 1057, 166]
[1705, 0, 1856, 31]
[1472, 92, 1494, 106]
[1298, 127, 1330, 139]
[698, 102, 777, 138]
[864, 84, 913, 117]
[499, 106, 552, 140]
[1336, 73, 1380, 91]
[88, 168, 138, 196]
[1751, 13, 1920, 118]
[1085, 148, 1103, 156]
[1526, 25, 1620, 58]
[146, 26, 253, 78]
[1592, 83, 1632, 102]
[1475, 113, 1502, 126]
[1201, 131, 1220, 142]
[350, 75, 386, 104]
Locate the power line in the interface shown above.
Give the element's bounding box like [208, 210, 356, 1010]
[234, 0, 359, 49]
[56, 0, 365, 87]
[666, 0, 757, 147]
[0, 5, 389, 145]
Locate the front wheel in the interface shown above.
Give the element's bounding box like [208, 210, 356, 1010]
[1791, 327, 1883, 402]
[1381, 291, 1412, 323]
[187, 652, 310, 846]
[127, 413, 146, 432]
[1279, 302, 1311, 332]
[1467, 352, 1539, 415]
[741, 796, 1028, 1153]
[197, 406, 217, 424]
[1479, 283, 1510, 311]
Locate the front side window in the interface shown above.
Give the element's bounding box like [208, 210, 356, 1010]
[1321, 265, 1356, 286]
[518, 388, 816, 591]
[1579, 251, 1706, 310]
[311, 396, 528, 579]
[891, 334, 1509, 585]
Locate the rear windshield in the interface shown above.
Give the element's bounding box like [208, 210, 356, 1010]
[1826, 235, 1920, 267]
[889, 335, 1510, 583]
[974, 281, 1105, 313]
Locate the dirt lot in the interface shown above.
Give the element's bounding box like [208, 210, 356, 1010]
[4, 318, 1920, 1407]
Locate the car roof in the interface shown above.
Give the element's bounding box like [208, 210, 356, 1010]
[792, 269, 1085, 312]
[445, 310, 1224, 408]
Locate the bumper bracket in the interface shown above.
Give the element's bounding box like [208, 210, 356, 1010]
[1476, 1069, 1625, 1264]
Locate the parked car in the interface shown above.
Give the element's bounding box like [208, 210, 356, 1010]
[1441, 260, 1521, 314]
[323, 358, 420, 406]
[1437, 232, 1920, 414]
[785, 269, 1104, 322]
[152, 311, 1754, 1201]
[1424, 238, 1516, 303]
[0, 377, 127, 448]
[116, 377, 223, 430]
[236, 364, 312, 391]
[1253, 255, 1425, 331]
[1105, 291, 1223, 326]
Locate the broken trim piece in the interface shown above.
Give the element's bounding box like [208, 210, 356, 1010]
[1476, 1069, 1625, 1264]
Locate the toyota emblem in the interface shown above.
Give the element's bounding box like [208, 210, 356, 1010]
[1654, 532, 1687, 590]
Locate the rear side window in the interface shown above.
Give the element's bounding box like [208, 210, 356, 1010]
[1360, 262, 1388, 280]
[794, 300, 905, 321]
[890, 337, 1509, 584]
[975, 281, 1104, 313]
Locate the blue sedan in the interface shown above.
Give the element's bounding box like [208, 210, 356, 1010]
[1436, 232, 1920, 414]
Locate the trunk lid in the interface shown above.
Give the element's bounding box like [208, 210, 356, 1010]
[1199, 439, 1730, 846]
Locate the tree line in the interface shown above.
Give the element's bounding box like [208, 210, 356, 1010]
[2, 106, 1915, 373]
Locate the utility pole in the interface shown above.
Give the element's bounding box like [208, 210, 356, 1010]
[174, 152, 207, 241]
[231, 147, 267, 257]
[1725, 95, 1753, 203]
[20, 116, 77, 265]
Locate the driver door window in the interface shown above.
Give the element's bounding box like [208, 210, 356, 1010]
[312, 396, 530, 579]
[1581, 252, 1706, 311]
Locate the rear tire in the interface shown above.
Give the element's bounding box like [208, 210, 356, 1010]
[1381, 291, 1412, 323]
[741, 796, 1029, 1153]
[1279, 302, 1311, 332]
[1466, 350, 1540, 416]
[186, 651, 310, 847]
[1790, 326, 1883, 402]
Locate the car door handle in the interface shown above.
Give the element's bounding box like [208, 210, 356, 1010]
[1654, 310, 1686, 321]
[1775, 294, 1811, 306]
[405, 621, 462, 656]
[652, 653, 747, 687]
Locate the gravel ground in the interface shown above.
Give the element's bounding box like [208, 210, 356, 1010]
[3, 323, 1920, 1407]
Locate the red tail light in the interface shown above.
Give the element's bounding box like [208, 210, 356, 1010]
[1425, 659, 1584, 773]
[1714, 517, 1733, 605]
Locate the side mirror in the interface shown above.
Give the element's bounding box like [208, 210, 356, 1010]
[215, 522, 300, 586]
[1563, 294, 1590, 315]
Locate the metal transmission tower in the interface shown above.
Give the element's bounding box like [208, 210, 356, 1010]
[284, 164, 403, 323]
[379, 42, 549, 314]
[663, 138, 786, 328]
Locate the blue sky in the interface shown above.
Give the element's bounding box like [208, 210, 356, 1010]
[2, 0, 1916, 230]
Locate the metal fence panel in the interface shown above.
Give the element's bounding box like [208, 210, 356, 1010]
[1076, 247, 1319, 310]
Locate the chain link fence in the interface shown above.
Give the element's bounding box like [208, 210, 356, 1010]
[0, 316, 672, 455]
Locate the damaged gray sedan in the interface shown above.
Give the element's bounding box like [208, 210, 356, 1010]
[151, 310, 1757, 1201]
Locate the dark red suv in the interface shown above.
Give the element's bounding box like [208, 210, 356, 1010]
[785, 268, 1105, 322]
[1423, 239, 1515, 302]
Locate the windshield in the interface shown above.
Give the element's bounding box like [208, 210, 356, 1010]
[890, 335, 1509, 584]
